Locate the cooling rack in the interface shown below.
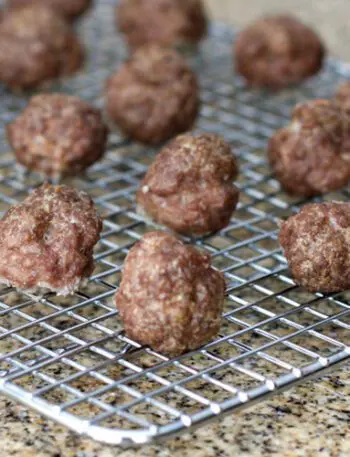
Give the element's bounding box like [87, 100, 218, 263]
[0, 0, 349, 447]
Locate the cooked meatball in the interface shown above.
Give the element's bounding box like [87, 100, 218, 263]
[0, 5, 84, 90]
[7, 94, 108, 179]
[105, 45, 199, 145]
[137, 133, 239, 235]
[0, 185, 102, 295]
[115, 231, 225, 356]
[268, 99, 350, 196]
[6, 0, 92, 22]
[234, 15, 325, 89]
[334, 82, 350, 113]
[279, 202, 350, 293]
[116, 0, 207, 51]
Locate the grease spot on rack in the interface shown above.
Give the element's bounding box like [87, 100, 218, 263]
[292, 368, 303, 378]
[210, 403, 222, 414]
[238, 392, 249, 403]
[319, 357, 329, 367]
[265, 380, 275, 391]
[181, 415, 192, 427]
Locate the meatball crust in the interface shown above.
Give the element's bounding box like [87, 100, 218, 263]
[279, 202, 350, 293]
[268, 99, 350, 196]
[234, 15, 325, 89]
[334, 82, 350, 113]
[116, 0, 207, 50]
[115, 231, 225, 356]
[0, 5, 84, 90]
[0, 185, 102, 295]
[6, 0, 92, 22]
[7, 94, 108, 178]
[105, 45, 199, 145]
[137, 133, 239, 235]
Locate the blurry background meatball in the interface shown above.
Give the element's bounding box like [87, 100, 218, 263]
[116, 0, 207, 51]
[116, 231, 225, 356]
[6, 0, 92, 22]
[279, 202, 350, 293]
[7, 94, 108, 179]
[0, 5, 84, 89]
[268, 99, 350, 196]
[234, 15, 325, 89]
[205, 0, 349, 60]
[105, 45, 199, 145]
[137, 133, 239, 235]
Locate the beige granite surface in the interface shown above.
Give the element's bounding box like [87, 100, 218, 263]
[0, 2, 350, 457]
[205, 0, 350, 60]
[0, 364, 349, 457]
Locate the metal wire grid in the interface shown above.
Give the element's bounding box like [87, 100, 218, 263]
[0, 0, 349, 447]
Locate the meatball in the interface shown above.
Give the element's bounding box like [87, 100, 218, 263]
[7, 94, 108, 179]
[115, 231, 225, 356]
[268, 99, 350, 196]
[234, 15, 325, 89]
[334, 82, 350, 113]
[279, 202, 350, 293]
[137, 133, 239, 235]
[0, 5, 84, 90]
[105, 45, 199, 145]
[0, 185, 102, 296]
[116, 0, 207, 51]
[6, 0, 92, 22]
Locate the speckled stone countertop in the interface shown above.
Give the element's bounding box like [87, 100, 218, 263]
[206, 0, 350, 60]
[1, 364, 349, 457]
[1, 2, 350, 456]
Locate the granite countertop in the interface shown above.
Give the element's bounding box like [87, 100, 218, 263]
[1, 2, 350, 456]
[1, 365, 349, 457]
[206, 0, 350, 60]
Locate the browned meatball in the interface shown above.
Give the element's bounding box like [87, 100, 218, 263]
[7, 94, 108, 179]
[334, 82, 350, 113]
[0, 5, 84, 90]
[116, 0, 207, 51]
[268, 99, 350, 196]
[137, 133, 239, 235]
[6, 0, 92, 22]
[105, 45, 199, 145]
[0, 184, 102, 296]
[115, 231, 225, 356]
[279, 202, 350, 293]
[234, 15, 325, 89]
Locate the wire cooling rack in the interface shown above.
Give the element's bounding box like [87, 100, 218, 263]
[0, 0, 349, 447]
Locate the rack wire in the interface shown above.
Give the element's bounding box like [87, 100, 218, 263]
[0, 0, 349, 447]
